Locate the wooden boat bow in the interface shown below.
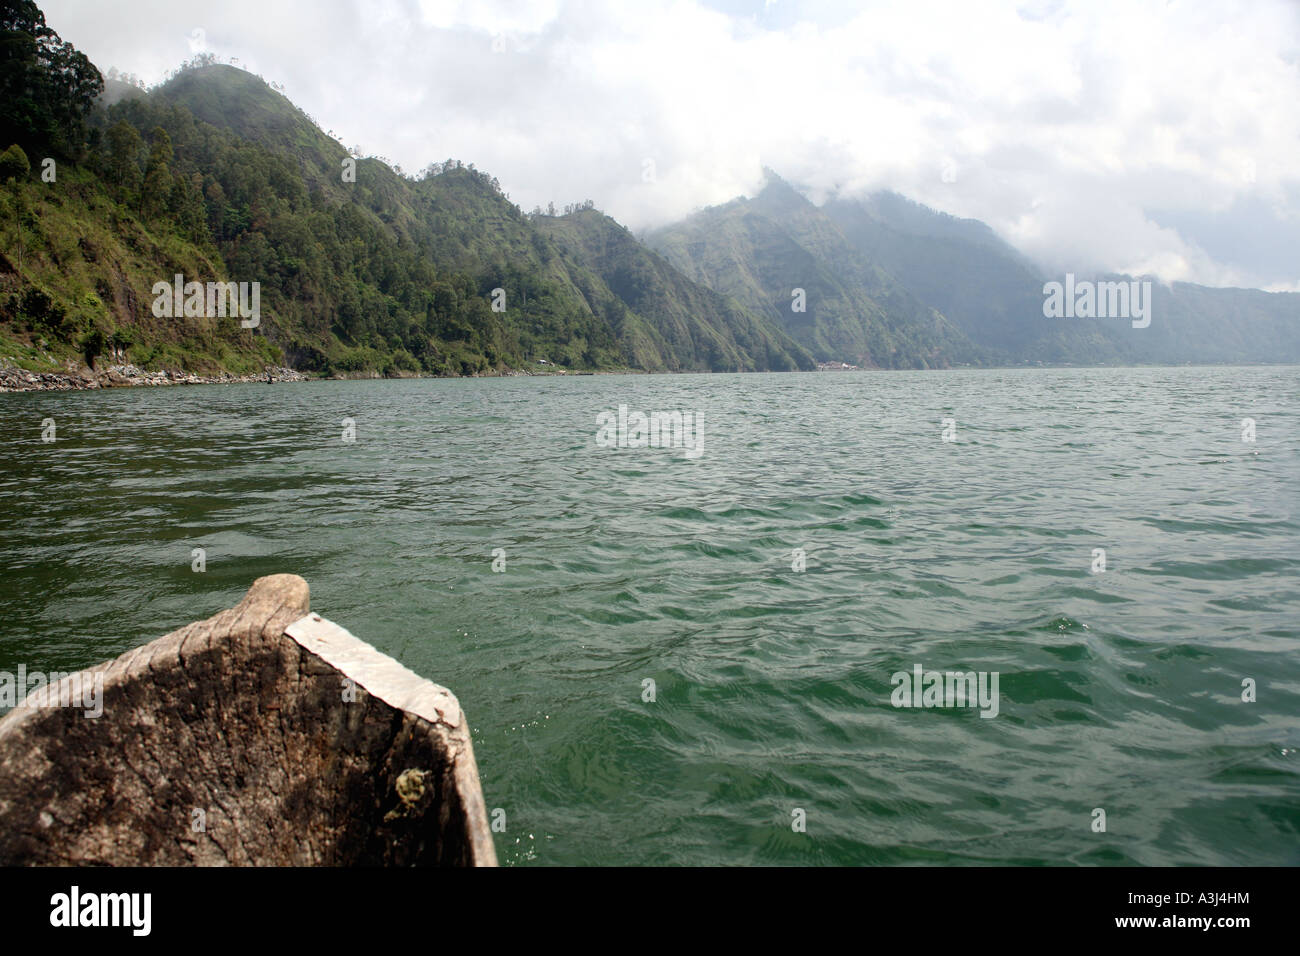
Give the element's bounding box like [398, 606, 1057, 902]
[0, 574, 497, 866]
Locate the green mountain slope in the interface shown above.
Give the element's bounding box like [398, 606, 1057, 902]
[150, 62, 812, 373]
[1, 21, 808, 379]
[647, 171, 983, 368]
[533, 208, 813, 371]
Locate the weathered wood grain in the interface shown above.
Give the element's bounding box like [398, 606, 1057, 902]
[0, 574, 497, 866]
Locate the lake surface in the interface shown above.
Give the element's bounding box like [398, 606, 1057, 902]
[2, 366, 1298, 865]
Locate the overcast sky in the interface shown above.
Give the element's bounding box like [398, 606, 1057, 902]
[41, 0, 1300, 291]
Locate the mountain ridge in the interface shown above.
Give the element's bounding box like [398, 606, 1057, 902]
[1, 3, 1295, 383]
[650, 173, 1300, 366]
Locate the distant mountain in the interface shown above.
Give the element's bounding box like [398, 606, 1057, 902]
[651, 173, 1299, 368]
[822, 191, 1051, 361]
[842, 190, 1027, 256]
[647, 171, 983, 368]
[823, 190, 1300, 365]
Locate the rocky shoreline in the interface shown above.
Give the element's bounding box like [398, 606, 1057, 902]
[0, 363, 308, 393]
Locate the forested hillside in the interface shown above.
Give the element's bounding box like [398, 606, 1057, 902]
[0, 2, 808, 378]
[2, 0, 1294, 381]
[533, 208, 812, 371]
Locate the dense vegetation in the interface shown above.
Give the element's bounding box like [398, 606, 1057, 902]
[0, 3, 809, 377]
[2, 1, 1294, 378]
[533, 209, 811, 371]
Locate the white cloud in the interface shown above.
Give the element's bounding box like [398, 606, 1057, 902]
[40, 0, 1300, 288]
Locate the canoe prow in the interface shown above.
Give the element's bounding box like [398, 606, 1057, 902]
[0, 574, 497, 866]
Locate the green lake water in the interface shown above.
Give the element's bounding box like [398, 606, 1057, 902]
[1, 366, 1297, 865]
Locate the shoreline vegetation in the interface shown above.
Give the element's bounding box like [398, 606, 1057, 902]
[0, 357, 632, 391]
[6, 357, 1295, 394]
